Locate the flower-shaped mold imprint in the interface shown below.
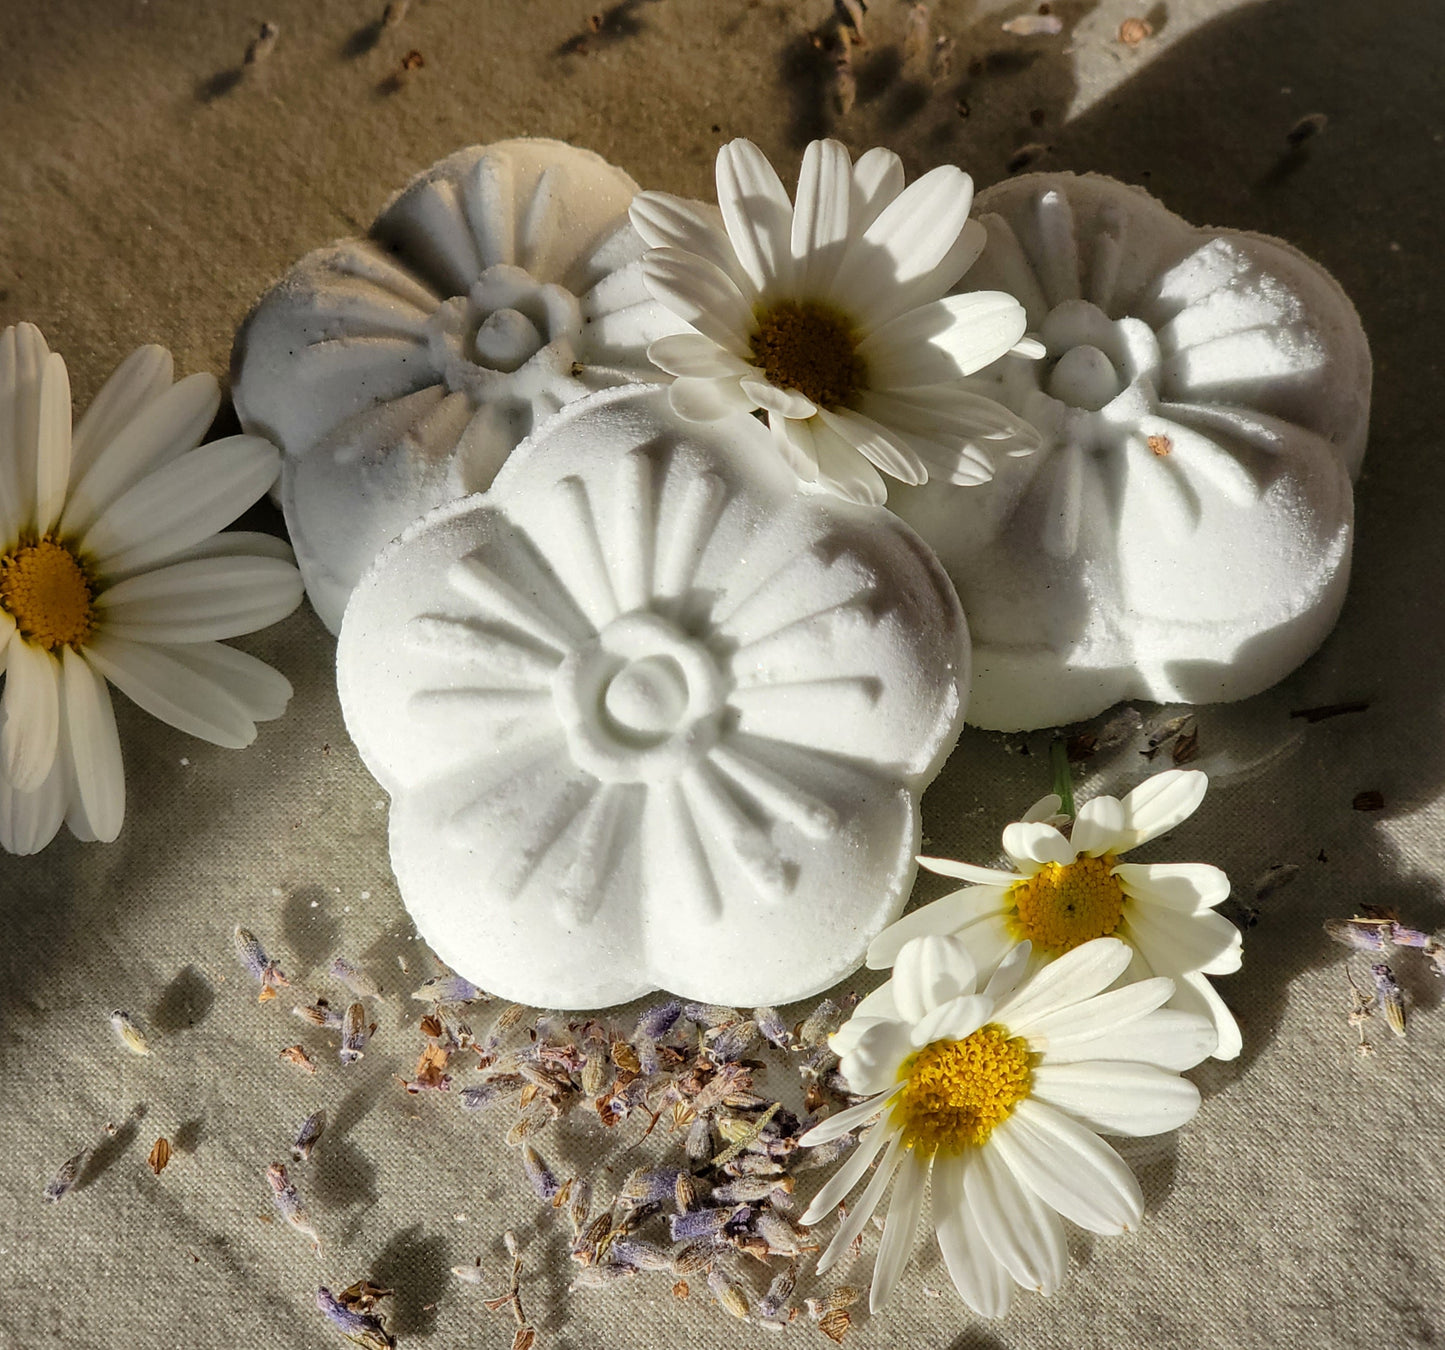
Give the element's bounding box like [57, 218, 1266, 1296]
[889, 173, 1371, 732]
[233, 140, 678, 633]
[338, 386, 970, 1008]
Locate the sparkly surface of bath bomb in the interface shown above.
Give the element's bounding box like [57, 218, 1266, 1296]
[890, 172, 1370, 732]
[337, 385, 970, 1008]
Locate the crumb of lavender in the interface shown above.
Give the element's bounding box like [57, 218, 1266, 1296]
[43, 1151, 88, 1204]
[316, 1285, 395, 1349]
[267, 1162, 321, 1251]
[109, 1009, 151, 1056]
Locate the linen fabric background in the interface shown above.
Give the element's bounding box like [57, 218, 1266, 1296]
[2, 0, 1442, 1346]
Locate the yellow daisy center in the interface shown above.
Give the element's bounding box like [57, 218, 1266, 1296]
[0, 537, 97, 651]
[749, 299, 865, 409]
[1009, 854, 1126, 955]
[892, 1026, 1033, 1154]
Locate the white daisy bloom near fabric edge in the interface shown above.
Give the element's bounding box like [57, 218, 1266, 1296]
[798, 933, 1216, 1318]
[870, 768, 1244, 1060]
[0, 323, 303, 855]
[629, 138, 1045, 506]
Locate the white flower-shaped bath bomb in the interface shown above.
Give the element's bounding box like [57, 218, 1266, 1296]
[337, 386, 969, 1008]
[889, 173, 1371, 731]
[233, 139, 678, 633]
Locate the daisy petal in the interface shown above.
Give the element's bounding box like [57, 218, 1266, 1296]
[1121, 901, 1243, 977]
[1031, 1061, 1201, 1137]
[668, 375, 757, 422]
[58, 372, 221, 540]
[1170, 971, 1243, 1060]
[1114, 861, 1230, 911]
[1014, 977, 1175, 1043]
[799, 1086, 900, 1148]
[885, 217, 990, 322]
[858, 292, 1027, 388]
[993, 1098, 1144, 1235]
[80, 435, 281, 575]
[800, 1114, 895, 1222]
[1, 639, 61, 792]
[841, 166, 975, 327]
[966, 1138, 1068, 1293]
[1039, 1008, 1218, 1070]
[790, 138, 852, 296]
[0, 723, 68, 855]
[916, 856, 1019, 885]
[867, 886, 1013, 968]
[1000, 820, 1075, 870]
[35, 352, 72, 536]
[984, 940, 1034, 1000]
[893, 934, 979, 1022]
[156, 643, 293, 723]
[811, 423, 889, 506]
[840, 1017, 915, 1095]
[716, 138, 795, 294]
[628, 193, 754, 297]
[817, 407, 929, 485]
[816, 1130, 905, 1275]
[740, 377, 817, 419]
[910, 993, 992, 1047]
[0, 323, 47, 547]
[769, 413, 821, 482]
[935, 1153, 1014, 1318]
[871, 1149, 930, 1311]
[146, 530, 296, 569]
[641, 249, 755, 356]
[93, 555, 303, 644]
[646, 332, 754, 380]
[1114, 770, 1209, 851]
[993, 937, 1132, 1027]
[1071, 793, 1126, 856]
[70, 344, 173, 482]
[849, 147, 906, 234]
[61, 648, 124, 842]
[1021, 793, 1064, 824]
[82, 634, 260, 749]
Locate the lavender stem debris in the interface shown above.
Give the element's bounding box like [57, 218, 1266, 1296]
[109, 1009, 151, 1056]
[316, 1286, 395, 1349]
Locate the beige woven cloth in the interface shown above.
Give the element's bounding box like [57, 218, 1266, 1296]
[2, 0, 1443, 1346]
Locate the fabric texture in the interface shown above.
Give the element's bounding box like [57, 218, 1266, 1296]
[2, 0, 1443, 1346]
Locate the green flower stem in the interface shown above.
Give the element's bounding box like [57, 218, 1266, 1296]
[1050, 738, 1075, 821]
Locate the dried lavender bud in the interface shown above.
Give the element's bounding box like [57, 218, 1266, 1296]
[669, 1206, 733, 1242]
[670, 1240, 713, 1275]
[793, 1132, 857, 1172]
[798, 998, 845, 1047]
[243, 20, 280, 65]
[292, 1110, 326, 1162]
[674, 1171, 702, 1213]
[756, 1209, 815, 1256]
[412, 974, 485, 1004]
[280, 1044, 317, 1073]
[708, 1019, 760, 1062]
[340, 1002, 367, 1065]
[708, 1266, 751, 1320]
[330, 957, 380, 998]
[569, 1263, 638, 1291]
[266, 1163, 321, 1251]
[235, 926, 288, 997]
[1371, 964, 1407, 1037]
[451, 1258, 484, 1284]
[43, 1151, 87, 1204]
[108, 1009, 150, 1056]
[459, 1082, 515, 1112]
[382, 0, 409, 25]
[757, 1261, 799, 1320]
[316, 1286, 395, 1349]
[608, 1236, 673, 1271]
[620, 1166, 680, 1206]
[713, 1175, 794, 1204]
[712, 1102, 782, 1165]
[754, 1006, 793, 1050]
[635, 999, 683, 1040]
[725, 1153, 786, 1178]
[1389, 923, 1436, 949]
[293, 1000, 344, 1030]
[685, 1115, 712, 1163]
[684, 1002, 739, 1029]
[520, 1144, 559, 1202]
[581, 1049, 610, 1097]
[1325, 917, 1392, 952]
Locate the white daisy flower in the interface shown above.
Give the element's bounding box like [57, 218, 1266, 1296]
[799, 933, 1216, 1316]
[629, 138, 1042, 506]
[870, 769, 1243, 1059]
[0, 324, 304, 854]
